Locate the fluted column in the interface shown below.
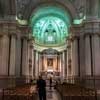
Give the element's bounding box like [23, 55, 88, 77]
[71, 37, 79, 76]
[9, 35, 16, 75]
[15, 36, 22, 77]
[22, 38, 29, 76]
[92, 34, 100, 75]
[85, 35, 92, 76]
[0, 35, 9, 75]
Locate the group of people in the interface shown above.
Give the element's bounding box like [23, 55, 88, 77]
[36, 76, 52, 100]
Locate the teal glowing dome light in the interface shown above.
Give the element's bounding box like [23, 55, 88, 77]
[30, 6, 71, 47]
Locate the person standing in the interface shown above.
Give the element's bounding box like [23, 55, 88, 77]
[37, 76, 46, 100]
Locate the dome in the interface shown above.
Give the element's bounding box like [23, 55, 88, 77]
[30, 6, 71, 47]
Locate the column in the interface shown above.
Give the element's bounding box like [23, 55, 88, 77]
[85, 35, 92, 76]
[0, 35, 9, 75]
[62, 51, 65, 79]
[55, 55, 58, 71]
[66, 39, 71, 77]
[33, 50, 36, 78]
[37, 51, 39, 77]
[58, 54, 60, 74]
[35, 51, 39, 78]
[39, 53, 42, 75]
[42, 54, 44, 71]
[31, 45, 34, 78]
[92, 34, 100, 75]
[59, 53, 62, 78]
[22, 38, 29, 76]
[15, 36, 22, 77]
[66, 48, 69, 77]
[0, 36, 2, 72]
[79, 36, 85, 77]
[9, 35, 16, 75]
[60, 53, 63, 79]
[28, 39, 34, 78]
[71, 38, 79, 77]
[64, 50, 67, 78]
[31, 48, 34, 78]
[38, 52, 41, 74]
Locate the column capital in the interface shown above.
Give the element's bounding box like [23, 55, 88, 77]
[18, 25, 31, 34]
[84, 32, 100, 38]
[28, 34, 34, 42]
[21, 35, 29, 40]
[70, 35, 79, 42]
[70, 24, 83, 37]
[8, 33, 17, 38]
[84, 20, 100, 35]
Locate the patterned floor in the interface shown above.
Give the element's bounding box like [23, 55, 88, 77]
[46, 87, 61, 100]
[37, 79, 61, 100]
[37, 87, 60, 100]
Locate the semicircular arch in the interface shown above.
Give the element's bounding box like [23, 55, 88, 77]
[22, 0, 77, 20]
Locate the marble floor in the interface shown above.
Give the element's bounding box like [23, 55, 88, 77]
[37, 87, 61, 100]
[46, 87, 61, 100]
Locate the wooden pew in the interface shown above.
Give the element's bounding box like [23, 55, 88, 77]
[55, 83, 97, 100]
[2, 84, 38, 100]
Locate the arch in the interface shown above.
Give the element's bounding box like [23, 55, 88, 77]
[22, 0, 77, 20]
[30, 6, 71, 46]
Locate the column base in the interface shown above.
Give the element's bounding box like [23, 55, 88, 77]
[0, 75, 31, 89]
[83, 75, 100, 89]
[0, 75, 16, 89]
[66, 75, 100, 89]
[15, 75, 30, 86]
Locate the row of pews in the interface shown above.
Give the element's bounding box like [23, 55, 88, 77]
[55, 83, 97, 100]
[1, 84, 38, 100]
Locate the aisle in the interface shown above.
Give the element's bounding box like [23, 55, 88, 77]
[46, 87, 61, 100]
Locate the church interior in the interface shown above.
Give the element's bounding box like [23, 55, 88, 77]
[0, 0, 100, 100]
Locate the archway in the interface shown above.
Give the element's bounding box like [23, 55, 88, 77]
[29, 5, 72, 78]
[30, 6, 72, 47]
